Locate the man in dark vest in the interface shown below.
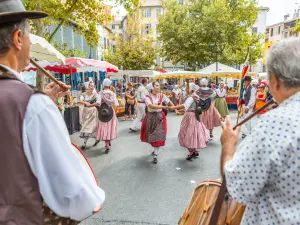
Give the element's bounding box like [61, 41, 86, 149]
[241, 76, 256, 138]
[0, 0, 105, 224]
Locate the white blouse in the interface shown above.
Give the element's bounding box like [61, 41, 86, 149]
[96, 90, 119, 106]
[145, 94, 170, 112]
[216, 88, 226, 98]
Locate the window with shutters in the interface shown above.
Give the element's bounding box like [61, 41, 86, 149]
[270, 28, 274, 37]
[142, 9, 151, 17]
[143, 24, 152, 34]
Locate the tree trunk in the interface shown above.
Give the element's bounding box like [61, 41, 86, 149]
[34, 3, 45, 91]
[36, 70, 45, 91]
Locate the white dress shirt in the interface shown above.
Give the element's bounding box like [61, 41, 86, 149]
[225, 91, 300, 224]
[0, 65, 105, 221]
[136, 85, 149, 102]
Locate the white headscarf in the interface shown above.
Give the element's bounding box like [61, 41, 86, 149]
[103, 78, 112, 87]
[200, 78, 208, 86]
[189, 83, 200, 92]
[146, 83, 154, 92]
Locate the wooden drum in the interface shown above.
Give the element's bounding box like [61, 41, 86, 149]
[179, 180, 245, 225]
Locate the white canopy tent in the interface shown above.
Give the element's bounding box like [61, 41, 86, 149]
[107, 70, 156, 78]
[199, 63, 241, 73]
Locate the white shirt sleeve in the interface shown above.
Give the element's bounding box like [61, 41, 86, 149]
[114, 93, 119, 106]
[145, 96, 152, 106]
[162, 94, 170, 104]
[96, 93, 102, 104]
[184, 97, 194, 110]
[80, 95, 84, 101]
[211, 90, 216, 98]
[23, 94, 105, 221]
[247, 87, 257, 109]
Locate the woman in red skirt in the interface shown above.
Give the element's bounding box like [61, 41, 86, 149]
[140, 81, 174, 164]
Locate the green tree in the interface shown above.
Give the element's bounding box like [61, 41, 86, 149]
[157, 0, 263, 69]
[53, 42, 88, 58]
[293, 20, 300, 33]
[103, 14, 157, 70]
[23, 0, 138, 46]
[23, 0, 138, 89]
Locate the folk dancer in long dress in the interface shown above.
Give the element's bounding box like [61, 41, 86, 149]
[94, 78, 119, 153]
[130, 78, 149, 132]
[197, 78, 222, 140]
[79, 81, 98, 150]
[0, 2, 105, 223]
[173, 83, 209, 160]
[214, 83, 230, 119]
[241, 76, 256, 139]
[221, 38, 300, 225]
[140, 81, 174, 164]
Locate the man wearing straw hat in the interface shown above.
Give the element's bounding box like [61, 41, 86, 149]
[221, 38, 300, 224]
[0, 0, 105, 223]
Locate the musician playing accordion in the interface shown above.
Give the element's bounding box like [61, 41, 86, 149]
[221, 38, 300, 224]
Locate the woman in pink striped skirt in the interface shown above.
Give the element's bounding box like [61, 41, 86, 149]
[94, 78, 119, 153]
[172, 83, 209, 160]
[197, 79, 221, 140]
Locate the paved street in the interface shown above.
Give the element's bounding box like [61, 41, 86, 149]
[72, 112, 237, 225]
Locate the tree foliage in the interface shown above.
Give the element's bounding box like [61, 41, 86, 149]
[157, 0, 263, 69]
[23, 0, 138, 46]
[53, 42, 87, 58]
[103, 14, 157, 70]
[293, 20, 300, 33]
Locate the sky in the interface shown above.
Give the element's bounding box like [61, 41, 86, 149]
[259, 0, 300, 25]
[110, 0, 300, 25]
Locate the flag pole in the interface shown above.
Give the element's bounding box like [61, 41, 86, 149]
[236, 47, 250, 125]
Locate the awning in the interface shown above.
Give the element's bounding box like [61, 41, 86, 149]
[24, 60, 77, 74]
[30, 34, 65, 64]
[66, 57, 118, 73]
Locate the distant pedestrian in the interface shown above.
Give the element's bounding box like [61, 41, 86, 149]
[123, 82, 135, 121]
[130, 78, 149, 132]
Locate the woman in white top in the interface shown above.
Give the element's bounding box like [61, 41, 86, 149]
[79, 81, 98, 150]
[214, 83, 230, 118]
[94, 78, 119, 153]
[172, 83, 209, 160]
[140, 81, 174, 164]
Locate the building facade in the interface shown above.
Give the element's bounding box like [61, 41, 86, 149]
[136, 0, 191, 71]
[250, 7, 269, 73]
[263, 7, 300, 67]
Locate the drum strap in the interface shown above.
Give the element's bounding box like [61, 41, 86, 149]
[209, 177, 227, 225]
